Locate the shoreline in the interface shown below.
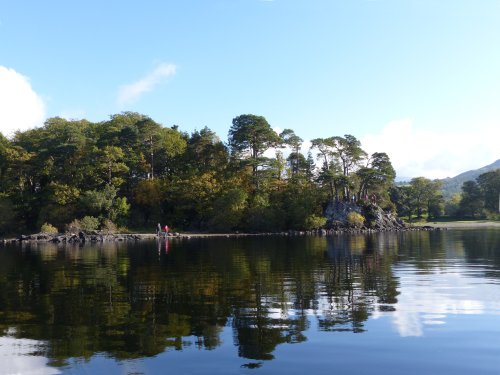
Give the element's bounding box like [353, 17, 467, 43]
[2, 221, 499, 244]
[1, 226, 440, 245]
[411, 221, 500, 229]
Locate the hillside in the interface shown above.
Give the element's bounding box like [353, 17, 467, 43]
[441, 159, 500, 198]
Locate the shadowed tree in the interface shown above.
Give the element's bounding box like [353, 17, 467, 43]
[476, 170, 500, 213]
[356, 152, 395, 201]
[459, 180, 484, 218]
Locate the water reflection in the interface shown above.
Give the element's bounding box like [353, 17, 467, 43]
[0, 230, 499, 372]
[0, 333, 58, 375]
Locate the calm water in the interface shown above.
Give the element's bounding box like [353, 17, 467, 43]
[1, 229, 500, 375]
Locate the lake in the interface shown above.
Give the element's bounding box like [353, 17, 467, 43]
[1, 229, 500, 374]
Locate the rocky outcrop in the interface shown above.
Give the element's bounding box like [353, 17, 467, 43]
[325, 201, 405, 231]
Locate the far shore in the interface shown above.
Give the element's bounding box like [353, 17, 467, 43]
[412, 220, 500, 229]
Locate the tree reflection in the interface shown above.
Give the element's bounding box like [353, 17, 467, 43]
[0, 235, 402, 366]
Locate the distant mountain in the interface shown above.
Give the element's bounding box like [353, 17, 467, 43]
[440, 159, 500, 198]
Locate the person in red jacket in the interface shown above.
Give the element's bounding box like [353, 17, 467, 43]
[164, 225, 169, 237]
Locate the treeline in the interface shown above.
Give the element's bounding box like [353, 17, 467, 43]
[389, 177, 444, 221]
[0, 112, 397, 235]
[389, 170, 500, 222]
[450, 169, 500, 219]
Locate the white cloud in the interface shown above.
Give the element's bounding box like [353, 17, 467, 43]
[361, 118, 500, 179]
[116, 63, 177, 108]
[0, 66, 45, 137]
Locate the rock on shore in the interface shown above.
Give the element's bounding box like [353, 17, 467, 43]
[6, 231, 184, 244]
[2, 206, 442, 245]
[325, 201, 406, 231]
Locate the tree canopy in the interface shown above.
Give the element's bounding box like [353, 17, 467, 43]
[0, 113, 400, 235]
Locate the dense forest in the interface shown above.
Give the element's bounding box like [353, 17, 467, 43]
[0, 112, 498, 236]
[0, 112, 400, 235]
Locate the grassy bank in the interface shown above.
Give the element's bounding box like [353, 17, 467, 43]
[411, 219, 500, 229]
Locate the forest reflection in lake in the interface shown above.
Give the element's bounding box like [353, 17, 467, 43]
[1, 229, 500, 374]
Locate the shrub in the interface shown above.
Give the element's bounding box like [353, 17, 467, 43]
[65, 216, 100, 233]
[80, 216, 99, 231]
[101, 219, 118, 234]
[65, 219, 81, 233]
[347, 212, 365, 228]
[40, 222, 58, 234]
[304, 215, 326, 230]
[485, 211, 500, 221]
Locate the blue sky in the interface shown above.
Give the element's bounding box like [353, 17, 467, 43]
[1, 0, 499, 179]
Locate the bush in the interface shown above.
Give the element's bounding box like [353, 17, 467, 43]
[40, 222, 58, 234]
[101, 219, 118, 234]
[80, 216, 99, 231]
[65, 219, 81, 233]
[304, 215, 326, 230]
[347, 212, 365, 228]
[485, 211, 500, 221]
[65, 216, 100, 233]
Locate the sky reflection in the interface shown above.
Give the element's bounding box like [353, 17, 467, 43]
[376, 264, 500, 337]
[0, 336, 58, 375]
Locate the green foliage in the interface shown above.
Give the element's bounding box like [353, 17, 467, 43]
[40, 222, 58, 234]
[112, 196, 130, 225]
[80, 188, 114, 217]
[244, 193, 284, 232]
[182, 127, 228, 174]
[444, 193, 461, 217]
[80, 216, 100, 231]
[94, 146, 129, 188]
[0, 196, 18, 235]
[390, 178, 444, 221]
[304, 215, 326, 230]
[389, 185, 414, 220]
[347, 212, 365, 228]
[79, 185, 129, 223]
[476, 169, 500, 213]
[208, 188, 248, 232]
[485, 211, 500, 221]
[228, 114, 281, 189]
[278, 179, 324, 230]
[451, 169, 500, 219]
[0, 111, 406, 236]
[459, 180, 484, 218]
[65, 216, 99, 232]
[228, 115, 280, 159]
[357, 152, 395, 204]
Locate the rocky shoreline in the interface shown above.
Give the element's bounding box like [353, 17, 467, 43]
[0, 202, 453, 245]
[0, 224, 444, 245]
[2, 231, 179, 244]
